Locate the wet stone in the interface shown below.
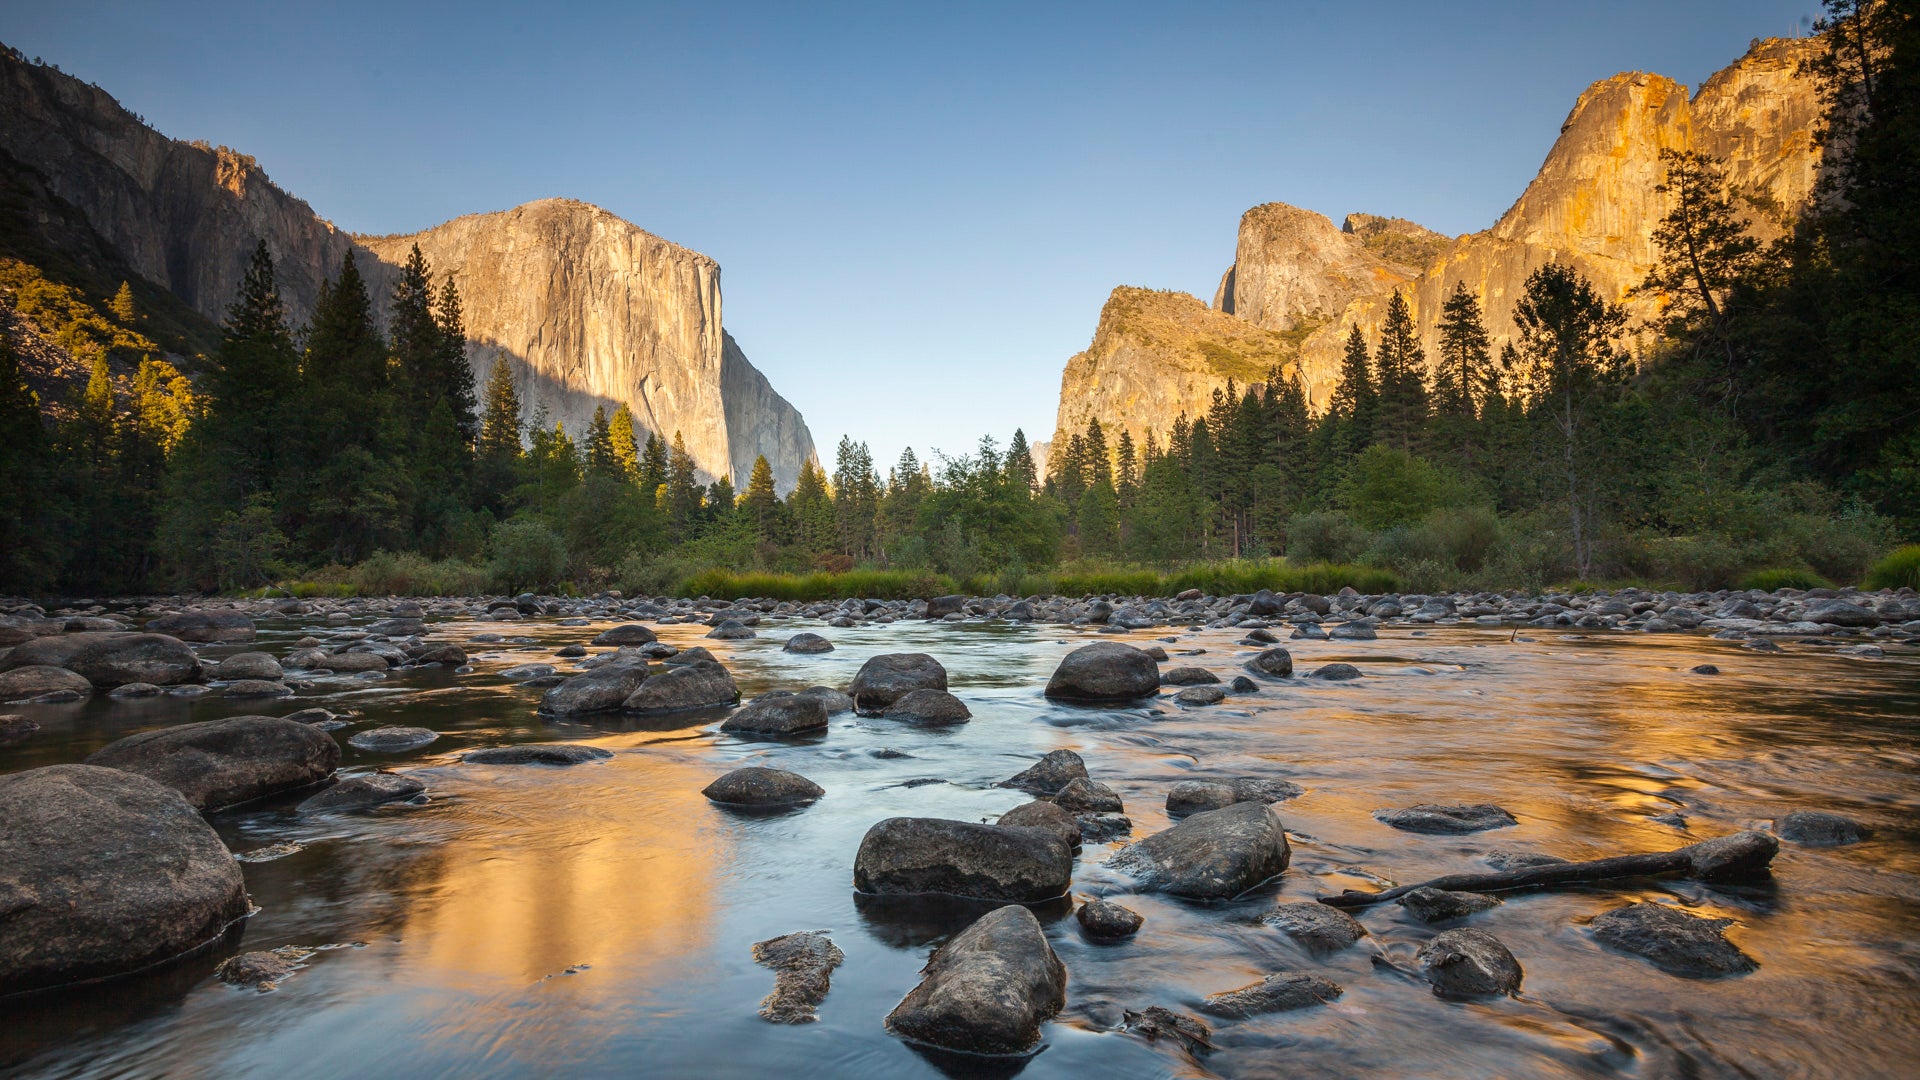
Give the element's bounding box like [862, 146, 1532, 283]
[0, 714, 38, 744]
[1398, 887, 1502, 922]
[221, 679, 291, 699]
[723, 692, 830, 735]
[1108, 801, 1290, 900]
[1417, 928, 1522, 997]
[1053, 776, 1124, 813]
[1590, 902, 1756, 978]
[1167, 777, 1303, 817]
[997, 800, 1081, 847]
[854, 817, 1073, 903]
[702, 767, 824, 806]
[1161, 666, 1219, 686]
[1484, 850, 1569, 871]
[885, 905, 1067, 1055]
[848, 653, 949, 714]
[464, 744, 612, 766]
[348, 726, 439, 753]
[298, 772, 425, 812]
[1262, 902, 1367, 951]
[882, 688, 972, 724]
[1077, 813, 1133, 843]
[706, 619, 755, 640]
[592, 624, 657, 646]
[1229, 675, 1259, 693]
[107, 681, 162, 698]
[1199, 971, 1342, 1018]
[1123, 1006, 1214, 1053]
[1310, 663, 1364, 681]
[752, 930, 844, 1023]
[997, 748, 1088, 796]
[1045, 641, 1161, 702]
[783, 632, 834, 654]
[216, 950, 298, 991]
[1244, 647, 1293, 678]
[1175, 685, 1228, 706]
[1776, 809, 1867, 847]
[1374, 803, 1517, 834]
[1076, 898, 1143, 939]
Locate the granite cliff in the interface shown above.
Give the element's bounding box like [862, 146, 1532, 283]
[1056, 36, 1825, 428]
[0, 45, 815, 488]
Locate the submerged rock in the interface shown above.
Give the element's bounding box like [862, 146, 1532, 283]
[885, 905, 1067, 1055]
[0, 713, 38, 744]
[347, 726, 439, 753]
[1590, 902, 1756, 977]
[1398, 887, 1502, 923]
[997, 749, 1088, 796]
[0, 765, 250, 997]
[1417, 928, 1522, 997]
[1076, 898, 1143, 939]
[87, 715, 340, 811]
[703, 767, 824, 806]
[1309, 663, 1363, 681]
[221, 679, 292, 699]
[795, 685, 854, 714]
[297, 772, 425, 811]
[706, 619, 755, 640]
[854, 817, 1073, 902]
[107, 681, 162, 698]
[723, 692, 831, 735]
[1077, 813, 1133, 843]
[0, 665, 94, 702]
[1174, 685, 1228, 706]
[1374, 803, 1517, 834]
[1775, 809, 1867, 847]
[592, 624, 658, 646]
[216, 950, 299, 991]
[1161, 666, 1219, 686]
[1108, 801, 1290, 899]
[1262, 902, 1368, 951]
[1122, 1006, 1214, 1053]
[464, 744, 612, 766]
[1200, 972, 1342, 1017]
[848, 653, 948, 714]
[1044, 641, 1160, 702]
[1166, 777, 1303, 817]
[753, 930, 844, 1023]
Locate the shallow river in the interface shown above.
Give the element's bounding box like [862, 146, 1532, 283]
[4, 614, 1919, 1078]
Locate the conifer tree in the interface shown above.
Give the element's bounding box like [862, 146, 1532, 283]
[638, 432, 669, 499]
[666, 431, 700, 533]
[1114, 429, 1138, 507]
[744, 454, 779, 536]
[1433, 281, 1493, 418]
[1083, 418, 1112, 490]
[0, 335, 60, 589]
[477, 357, 524, 457]
[110, 281, 135, 324]
[1329, 324, 1376, 448]
[608, 404, 640, 480]
[787, 458, 835, 554]
[584, 405, 617, 477]
[434, 274, 478, 443]
[1373, 292, 1429, 450]
[1005, 428, 1038, 496]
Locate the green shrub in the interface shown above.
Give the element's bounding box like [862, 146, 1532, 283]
[1337, 445, 1482, 530]
[1866, 545, 1920, 590]
[1287, 511, 1370, 564]
[675, 568, 955, 601]
[489, 519, 569, 593]
[1740, 567, 1833, 592]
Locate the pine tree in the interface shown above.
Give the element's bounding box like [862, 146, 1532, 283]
[584, 405, 617, 476]
[0, 335, 60, 589]
[638, 432, 669, 499]
[434, 273, 477, 444]
[787, 458, 835, 554]
[388, 245, 440, 427]
[1083, 418, 1112, 490]
[1114, 429, 1138, 508]
[1005, 428, 1038, 496]
[1329, 324, 1377, 448]
[110, 280, 135, 324]
[203, 240, 298, 493]
[1434, 281, 1493, 418]
[608, 404, 640, 480]
[477, 357, 524, 457]
[1373, 292, 1429, 450]
[666, 431, 700, 534]
[832, 436, 880, 559]
[744, 454, 779, 536]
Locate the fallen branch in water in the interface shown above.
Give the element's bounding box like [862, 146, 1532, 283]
[1318, 830, 1779, 909]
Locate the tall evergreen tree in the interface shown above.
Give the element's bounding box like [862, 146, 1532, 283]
[638, 432, 669, 500]
[666, 431, 701, 534]
[1373, 292, 1429, 450]
[1433, 281, 1494, 418]
[584, 405, 618, 477]
[0, 335, 61, 589]
[110, 281, 136, 324]
[744, 454, 780, 537]
[1005, 428, 1038, 496]
[608, 404, 641, 481]
[1329, 324, 1377, 449]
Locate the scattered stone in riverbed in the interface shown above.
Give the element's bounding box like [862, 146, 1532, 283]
[885, 905, 1066, 1055]
[1691, 664, 1721, 675]
[1397, 887, 1502, 922]
[998, 800, 1082, 847]
[1108, 801, 1290, 899]
[298, 772, 426, 812]
[723, 691, 831, 735]
[706, 619, 755, 640]
[1262, 902, 1367, 951]
[0, 713, 38, 743]
[997, 748, 1088, 796]
[1374, 803, 1518, 834]
[1229, 675, 1259, 693]
[1244, 647, 1293, 678]
[1310, 663, 1364, 681]
[591, 624, 657, 646]
[623, 660, 739, 714]
[752, 930, 844, 1023]
[795, 685, 854, 714]
[1122, 1006, 1214, 1053]
[1199, 971, 1343, 1018]
[1174, 685, 1228, 706]
[1044, 641, 1161, 702]
[882, 688, 971, 724]
[541, 664, 651, 716]
[88, 715, 340, 811]
[848, 653, 949, 715]
[1077, 813, 1133, 843]
[233, 840, 306, 862]
[1076, 898, 1143, 939]
[214, 652, 284, 681]
[1775, 809, 1867, 847]
[221, 679, 292, 699]
[1589, 901, 1756, 977]
[1054, 776, 1124, 813]
[4, 632, 202, 686]
[854, 817, 1073, 902]
[464, 744, 612, 766]
[1417, 928, 1523, 997]
[348, 726, 439, 753]
[108, 681, 161, 698]
[1161, 666, 1219, 686]
[146, 611, 255, 643]
[1166, 777, 1303, 817]
[783, 632, 833, 654]
[0, 665, 95, 702]
[703, 767, 824, 807]
[216, 949, 302, 991]
[1484, 849, 1569, 871]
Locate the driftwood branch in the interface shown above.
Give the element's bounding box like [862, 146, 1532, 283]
[1318, 830, 1779, 909]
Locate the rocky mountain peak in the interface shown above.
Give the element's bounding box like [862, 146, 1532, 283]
[1211, 202, 1418, 333]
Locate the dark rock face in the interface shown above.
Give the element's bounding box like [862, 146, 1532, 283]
[703, 766, 824, 806]
[3, 632, 200, 687]
[146, 611, 255, 643]
[623, 660, 740, 713]
[884, 905, 1067, 1055]
[997, 749, 1088, 796]
[997, 801, 1082, 847]
[1262, 901, 1368, 951]
[882, 689, 972, 724]
[86, 715, 340, 811]
[297, 771, 425, 811]
[1590, 902, 1756, 977]
[1166, 777, 1303, 817]
[1374, 803, 1517, 834]
[1310, 662, 1363, 681]
[1076, 898, 1143, 939]
[854, 817, 1074, 902]
[464, 744, 612, 766]
[753, 930, 844, 1023]
[1417, 928, 1523, 997]
[1161, 666, 1219, 686]
[540, 664, 652, 716]
[0, 765, 251, 997]
[0, 665, 94, 702]
[1108, 801, 1290, 899]
[592, 624, 658, 645]
[1398, 887, 1501, 922]
[1200, 972, 1342, 1017]
[1245, 648, 1294, 677]
[1044, 642, 1160, 702]
[706, 619, 755, 640]
[1054, 777, 1124, 813]
[722, 692, 831, 735]
[214, 652, 283, 681]
[1776, 810, 1867, 847]
[347, 726, 439, 753]
[783, 632, 833, 654]
[848, 653, 949, 715]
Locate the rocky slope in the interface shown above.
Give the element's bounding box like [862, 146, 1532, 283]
[0, 45, 814, 488]
[1059, 36, 1825, 424]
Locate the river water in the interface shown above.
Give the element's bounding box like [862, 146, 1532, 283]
[3, 613, 1918, 1078]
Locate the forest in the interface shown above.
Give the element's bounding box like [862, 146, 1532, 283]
[0, 1, 1915, 601]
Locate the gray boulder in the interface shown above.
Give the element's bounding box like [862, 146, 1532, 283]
[1310, 662, 1364, 681]
[1374, 803, 1517, 834]
[882, 688, 972, 724]
[706, 619, 756, 640]
[1108, 801, 1290, 899]
[1590, 902, 1756, 977]
[1053, 776, 1123, 813]
[703, 766, 824, 806]
[0, 665, 94, 702]
[1200, 972, 1342, 1018]
[592, 624, 658, 645]
[1161, 666, 1219, 686]
[1174, 685, 1227, 705]
[624, 659, 740, 713]
[1262, 901, 1367, 951]
[997, 748, 1087, 796]
[796, 686, 854, 714]
[1776, 809, 1867, 847]
[925, 594, 968, 619]
[108, 682, 162, 698]
[854, 817, 1073, 902]
[848, 653, 948, 714]
[0, 765, 251, 996]
[884, 905, 1066, 1055]
[1417, 928, 1522, 997]
[783, 632, 834, 654]
[1166, 777, 1302, 817]
[998, 800, 1081, 847]
[146, 610, 255, 643]
[297, 771, 425, 811]
[1803, 598, 1879, 627]
[1044, 641, 1160, 702]
[2, 632, 199, 687]
[540, 664, 652, 716]
[723, 692, 831, 735]
[1076, 898, 1142, 939]
[1398, 887, 1501, 922]
[214, 652, 283, 681]
[1244, 648, 1294, 677]
[0, 714, 38, 744]
[86, 715, 339, 810]
[222, 679, 292, 699]
[347, 726, 439, 753]
[464, 744, 612, 766]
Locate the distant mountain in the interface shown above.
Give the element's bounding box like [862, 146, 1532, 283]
[1054, 36, 1824, 440]
[0, 45, 816, 490]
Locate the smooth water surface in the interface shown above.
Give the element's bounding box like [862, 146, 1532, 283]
[4, 614, 1918, 1078]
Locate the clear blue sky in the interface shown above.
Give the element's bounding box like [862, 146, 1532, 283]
[8, 0, 1818, 471]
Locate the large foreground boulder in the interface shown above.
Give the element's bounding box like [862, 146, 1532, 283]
[623, 659, 739, 713]
[848, 653, 949, 715]
[87, 715, 340, 811]
[540, 664, 651, 716]
[854, 818, 1074, 902]
[2, 632, 200, 687]
[1044, 642, 1160, 702]
[885, 905, 1066, 1055]
[146, 610, 256, 643]
[1108, 800, 1290, 899]
[0, 765, 251, 996]
[0, 664, 94, 702]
